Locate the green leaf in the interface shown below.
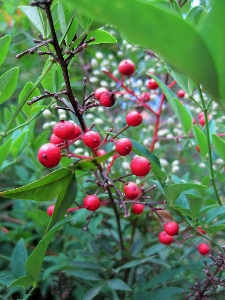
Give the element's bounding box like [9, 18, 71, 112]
[186, 6, 206, 25]
[0, 168, 72, 201]
[212, 134, 225, 161]
[75, 150, 115, 170]
[10, 131, 29, 159]
[204, 206, 225, 224]
[0, 138, 13, 171]
[8, 275, 34, 289]
[185, 193, 203, 220]
[19, 6, 45, 37]
[164, 183, 206, 205]
[25, 217, 75, 284]
[83, 284, 104, 300]
[18, 82, 40, 118]
[198, 0, 225, 108]
[107, 279, 132, 291]
[192, 125, 207, 157]
[0, 35, 11, 67]
[47, 174, 77, 231]
[67, 270, 102, 281]
[86, 29, 117, 44]
[148, 74, 192, 135]
[150, 287, 185, 300]
[11, 239, 27, 279]
[68, 0, 218, 101]
[0, 68, 19, 105]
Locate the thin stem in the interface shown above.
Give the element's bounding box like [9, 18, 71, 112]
[198, 86, 222, 206]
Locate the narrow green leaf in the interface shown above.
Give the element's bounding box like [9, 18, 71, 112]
[164, 183, 206, 205]
[11, 239, 27, 279]
[198, 0, 225, 107]
[25, 217, 75, 283]
[10, 131, 29, 159]
[212, 134, 225, 161]
[174, 99, 192, 135]
[0, 138, 13, 170]
[67, 270, 102, 281]
[204, 206, 225, 224]
[69, 0, 218, 101]
[83, 284, 104, 300]
[19, 6, 45, 37]
[8, 275, 34, 289]
[107, 279, 132, 291]
[169, 69, 190, 94]
[0, 68, 19, 104]
[18, 82, 40, 118]
[0, 168, 72, 201]
[185, 193, 203, 220]
[47, 174, 77, 231]
[192, 125, 207, 157]
[186, 6, 206, 25]
[86, 29, 117, 44]
[0, 35, 11, 67]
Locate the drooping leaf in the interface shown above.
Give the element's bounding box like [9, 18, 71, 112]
[68, 0, 219, 102]
[212, 134, 225, 161]
[107, 278, 132, 291]
[192, 125, 207, 157]
[185, 193, 203, 220]
[0, 35, 11, 67]
[0, 68, 19, 105]
[25, 217, 75, 284]
[47, 174, 77, 231]
[18, 82, 40, 118]
[0, 168, 72, 201]
[0, 138, 13, 171]
[8, 275, 34, 289]
[83, 284, 104, 300]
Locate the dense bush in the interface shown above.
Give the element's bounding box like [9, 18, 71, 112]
[1, 0, 225, 299]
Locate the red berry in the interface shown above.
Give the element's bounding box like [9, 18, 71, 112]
[47, 205, 54, 216]
[198, 112, 204, 120]
[53, 120, 76, 140]
[197, 226, 206, 235]
[83, 195, 100, 211]
[198, 243, 210, 255]
[50, 133, 64, 145]
[118, 59, 135, 76]
[116, 138, 132, 156]
[83, 131, 101, 148]
[130, 156, 151, 176]
[196, 145, 200, 152]
[68, 124, 82, 140]
[140, 92, 150, 102]
[124, 182, 140, 200]
[198, 117, 205, 126]
[126, 111, 142, 127]
[164, 221, 179, 236]
[147, 79, 158, 90]
[132, 203, 144, 214]
[158, 231, 174, 245]
[177, 89, 185, 98]
[99, 92, 116, 107]
[97, 149, 107, 156]
[198, 112, 211, 127]
[38, 143, 61, 168]
[94, 87, 109, 100]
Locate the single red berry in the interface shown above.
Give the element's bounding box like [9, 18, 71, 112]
[116, 138, 132, 156]
[158, 231, 174, 245]
[198, 243, 210, 255]
[196, 145, 200, 152]
[47, 205, 55, 216]
[118, 59, 135, 76]
[38, 143, 61, 168]
[126, 111, 143, 127]
[124, 182, 140, 199]
[83, 195, 100, 211]
[177, 89, 185, 98]
[99, 92, 116, 107]
[197, 226, 206, 235]
[50, 133, 64, 145]
[198, 112, 204, 120]
[94, 87, 109, 100]
[83, 131, 101, 148]
[97, 149, 107, 156]
[198, 117, 205, 127]
[140, 92, 150, 102]
[130, 156, 151, 176]
[132, 203, 144, 214]
[53, 120, 76, 140]
[164, 221, 179, 236]
[147, 79, 158, 90]
[68, 124, 82, 140]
